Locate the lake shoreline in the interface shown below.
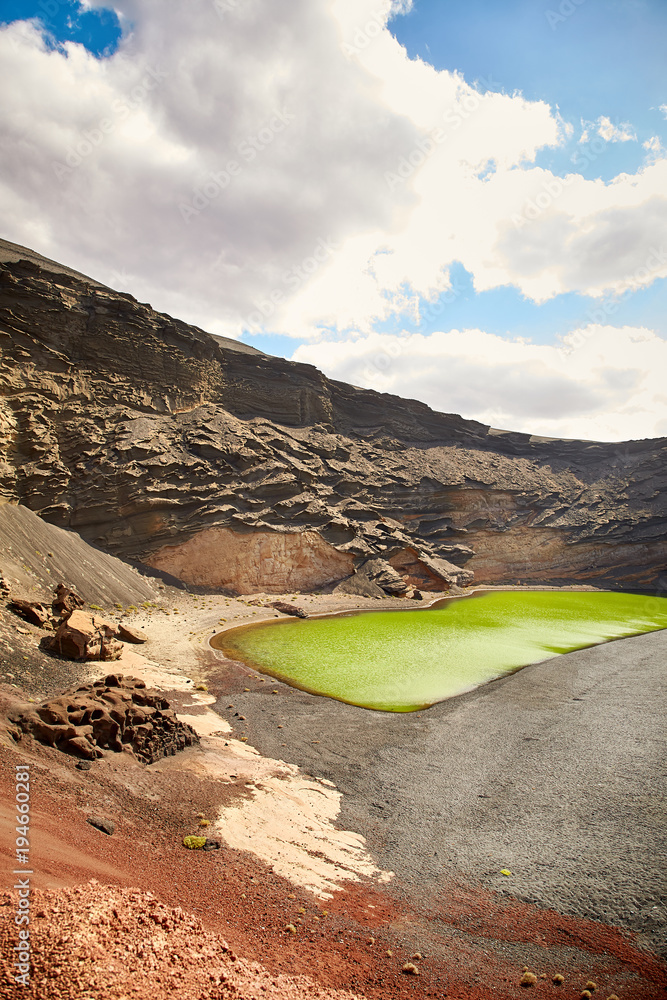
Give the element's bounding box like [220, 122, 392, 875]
[2, 582, 665, 997]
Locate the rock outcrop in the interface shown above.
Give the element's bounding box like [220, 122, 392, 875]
[1, 237, 666, 591]
[8, 598, 51, 626]
[11, 673, 199, 763]
[52, 583, 85, 617]
[43, 609, 124, 662]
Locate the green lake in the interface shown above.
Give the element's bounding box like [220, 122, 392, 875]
[214, 591, 667, 712]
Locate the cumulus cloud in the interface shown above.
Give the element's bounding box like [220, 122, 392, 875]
[580, 116, 636, 144]
[0, 0, 665, 341]
[0, 2, 418, 334]
[292, 326, 667, 442]
[644, 135, 664, 160]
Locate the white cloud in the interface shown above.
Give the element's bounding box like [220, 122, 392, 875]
[595, 115, 636, 143]
[660, 104, 667, 118]
[0, 3, 419, 335]
[644, 135, 664, 157]
[579, 116, 636, 145]
[292, 326, 667, 442]
[0, 0, 665, 344]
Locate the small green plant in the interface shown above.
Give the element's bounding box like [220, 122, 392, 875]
[183, 835, 207, 850]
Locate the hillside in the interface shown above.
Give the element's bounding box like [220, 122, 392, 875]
[1, 236, 665, 593]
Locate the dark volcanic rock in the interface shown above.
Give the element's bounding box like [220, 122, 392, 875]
[1, 237, 665, 591]
[86, 816, 115, 836]
[357, 558, 411, 596]
[268, 602, 309, 618]
[202, 838, 221, 851]
[11, 674, 199, 764]
[334, 572, 385, 599]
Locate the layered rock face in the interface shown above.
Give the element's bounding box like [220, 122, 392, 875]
[1, 237, 666, 591]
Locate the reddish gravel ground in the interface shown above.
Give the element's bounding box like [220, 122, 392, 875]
[1, 732, 665, 1000]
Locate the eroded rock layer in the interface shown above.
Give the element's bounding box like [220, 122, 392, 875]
[10, 673, 199, 763]
[1, 237, 666, 591]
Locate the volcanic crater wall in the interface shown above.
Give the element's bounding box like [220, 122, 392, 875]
[1, 237, 666, 592]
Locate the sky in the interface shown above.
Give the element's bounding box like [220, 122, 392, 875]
[1, 0, 666, 442]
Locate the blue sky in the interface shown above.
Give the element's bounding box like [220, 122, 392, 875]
[1, 0, 665, 439]
[392, 0, 667, 179]
[1, 0, 121, 56]
[261, 0, 667, 356]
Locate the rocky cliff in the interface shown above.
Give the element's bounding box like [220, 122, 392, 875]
[1, 237, 665, 593]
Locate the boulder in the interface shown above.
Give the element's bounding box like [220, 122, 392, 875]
[8, 599, 50, 626]
[357, 558, 410, 596]
[117, 623, 149, 644]
[52, 584, 85, 617]
[44, 609, 123, 661]
[334, 573, 385, 599]
[10, 674, 199, 764]
[202, 838, 221, 851]
[416, 553, 474, 589]
[267, 601, 308, 618]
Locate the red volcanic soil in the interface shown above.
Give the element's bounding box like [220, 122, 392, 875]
[1, 732, 665, 1000]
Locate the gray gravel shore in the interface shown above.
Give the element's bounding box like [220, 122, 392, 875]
[215, 628, 667, 957]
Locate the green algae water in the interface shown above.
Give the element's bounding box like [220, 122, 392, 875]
[215, 591, 667, 712]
